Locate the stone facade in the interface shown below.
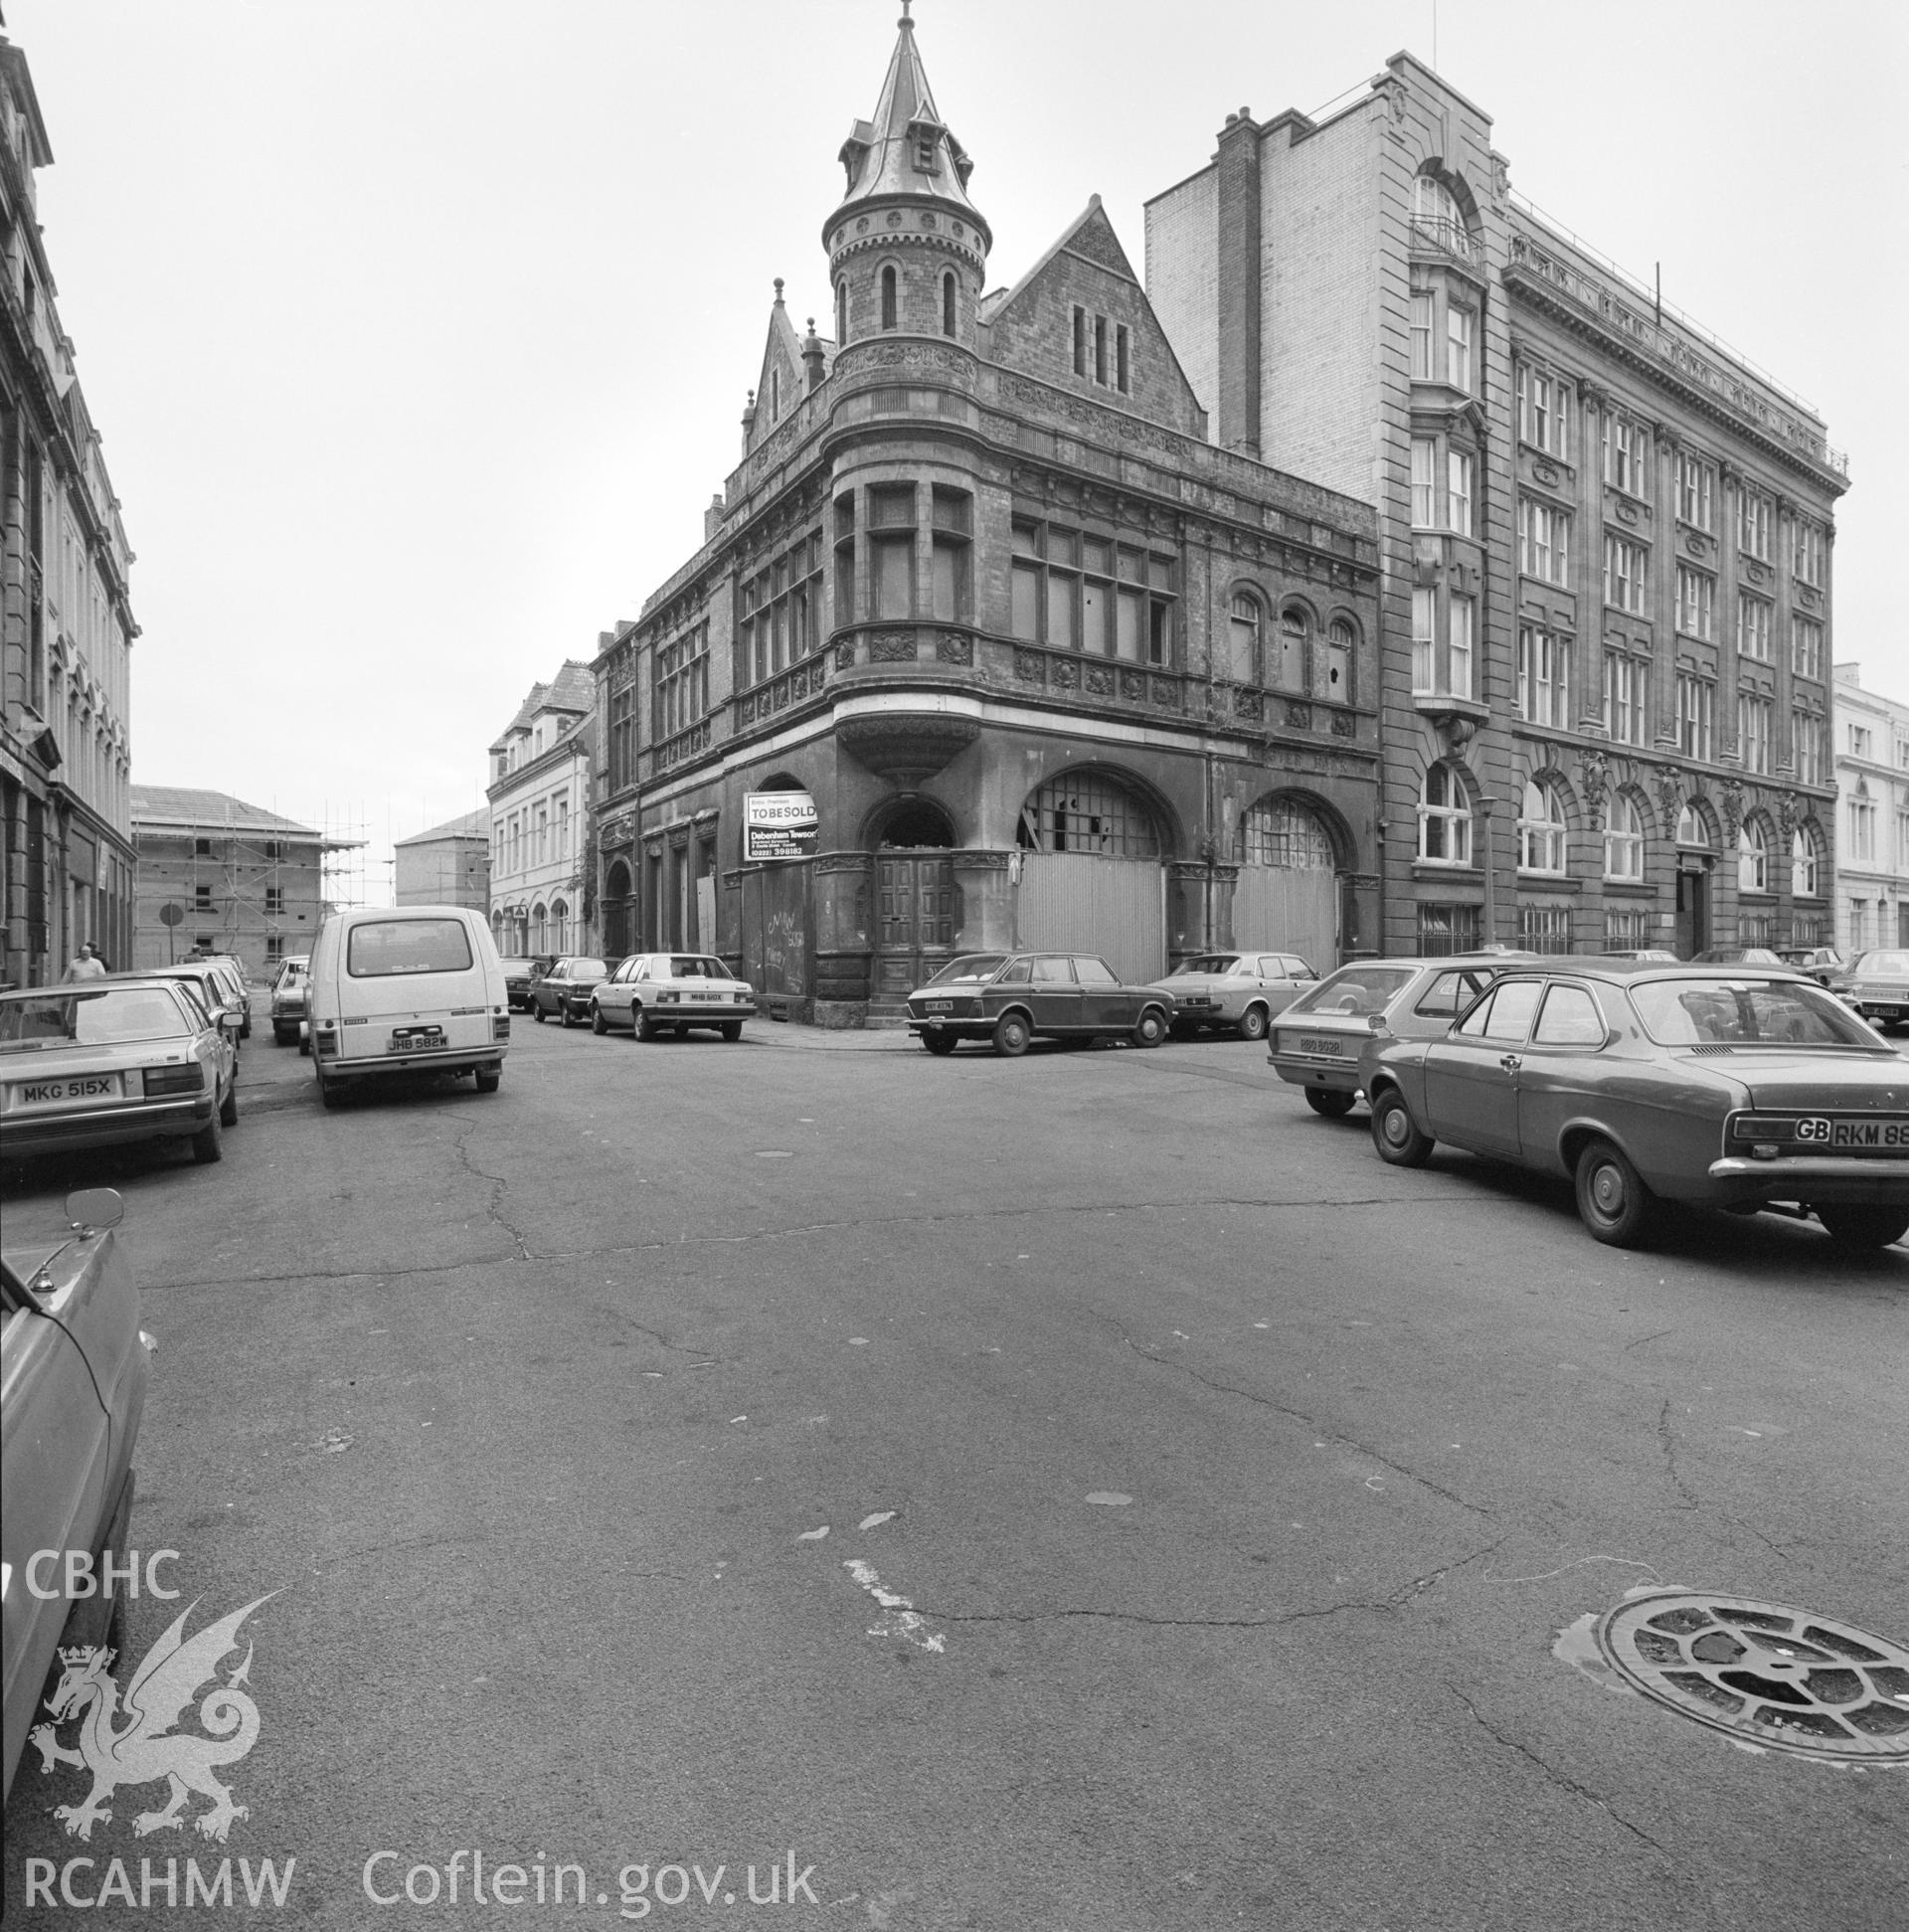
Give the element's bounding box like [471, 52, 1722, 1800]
[1146, 53, 1847, 960]
[0, 27, 137, 986]
[592, 14, 1383, 1024]
[1829, 664, 1909, 956]
[487, 663, 596, 957]
[395, 806, 491, 912]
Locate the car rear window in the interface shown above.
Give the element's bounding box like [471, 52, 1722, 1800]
[1855, 953, 1909, 976]
[567, 958, 607, 977]
[926, 955, 1008, 985]
[1073, 958, 1120, 986]
[1414, 968, 1492, 1018]
[667, 958, 726, 978]
[0, 985, 191, 1049]
[1286, 966, 1415, 1018]
[1174, 956, 1240, 975]
[347, 919, 474, 977]
[1630, 977, 1874, 1047]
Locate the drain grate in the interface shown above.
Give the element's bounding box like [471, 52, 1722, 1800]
[1596, 1591, 1909, 1763]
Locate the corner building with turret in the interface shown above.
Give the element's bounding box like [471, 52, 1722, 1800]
[594, 11, 1382, 1023]
[1146, 54, 1848, 960]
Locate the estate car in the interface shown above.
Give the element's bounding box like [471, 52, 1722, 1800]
[1363, 961, 1909, 1250]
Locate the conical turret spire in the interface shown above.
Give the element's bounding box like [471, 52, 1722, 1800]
[832, 3, 987, 246]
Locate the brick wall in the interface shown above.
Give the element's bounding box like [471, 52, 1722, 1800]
[1142, 168, 1218, 438]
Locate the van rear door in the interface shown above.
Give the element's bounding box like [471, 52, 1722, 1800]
[335, 915, 492, 1063]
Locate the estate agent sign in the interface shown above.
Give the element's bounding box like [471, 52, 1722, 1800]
[744, 790, 819, 862]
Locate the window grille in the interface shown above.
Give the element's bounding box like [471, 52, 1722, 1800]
[1016, 773, 1161, 858]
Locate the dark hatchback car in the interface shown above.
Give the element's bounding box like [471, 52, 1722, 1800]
[529, 956, 612, 1026]
[1363, 960, 1909, 1250]
[905, 953, 1174, 1056]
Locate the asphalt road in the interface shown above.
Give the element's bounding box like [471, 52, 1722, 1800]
[4, 1013, 1905, 1930]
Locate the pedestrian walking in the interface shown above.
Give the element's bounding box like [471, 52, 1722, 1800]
[61, 942, 107, 982]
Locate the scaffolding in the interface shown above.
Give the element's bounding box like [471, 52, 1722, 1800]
[318, 804, 372, 917]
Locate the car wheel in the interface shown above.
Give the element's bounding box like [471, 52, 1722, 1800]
[316, 1071, 341, 1110]
[1130, 1006, 1167, 1048]
[475, 1069, 501, 1094]
[191, 1112, 223, 1164]
[560, 1005, 576, 1028]
[1304, 1086, 1356, 1118]
[592, 1006, 608, 1035]
[1814, 1205, 1909, 1250]
[720, 1020, 743, 1042]
[922, 1032, 957, 1055]
[1575, 1138, 1656, 1247]
[992, 1011, 1032, 1058]
[1237, 1003, 1270, 1043]
[635, 1009, 657, 1042]
[219, 1077, 239, 1129]
[1369, 1087, 1432, 1166]
[533, 1004, 546, 1022]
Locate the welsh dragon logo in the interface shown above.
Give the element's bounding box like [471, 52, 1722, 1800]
[28, 1596, 272, 1843]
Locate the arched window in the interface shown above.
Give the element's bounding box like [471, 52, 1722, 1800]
[769, 366, 781, 419]
[1412, 173, 1465, 230]
[530, 903, 548, 953]
[835, 277, 848, 347]
[1242, 798, 1336, 869]
[1277, 606, 1307, 691]
[1017, 772, 1161, 858]
[942, 272, 956, 338]
[1739, 819, 1769, 894]
[1327, 618, 1355, 703]
[1227, 593, 1261, 684]
[1418, 763, 1472, 865]
[881, 265, 898, 331]
[1675, 804, 1710, 847]
[1605, 793, 1646, 883]
[1518, 779, 1568, 875]
[552, 899, 570, 951]
[1793, 825, 1821, 898]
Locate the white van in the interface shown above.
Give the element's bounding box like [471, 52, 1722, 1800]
[307, 906, 508, 1108]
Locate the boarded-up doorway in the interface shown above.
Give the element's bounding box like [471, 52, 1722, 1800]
[1016, 854, 1165, 986]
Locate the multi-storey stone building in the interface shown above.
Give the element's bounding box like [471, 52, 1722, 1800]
[1829, 663, 1909, 957]
[0, 26, 136, 985]
[594, 12, 1381, 1022]
[1146, 52, 1847, 959]
[487, 662, 595, 957]
[395, 806, 490, 912]
[130, 788, 326, 978]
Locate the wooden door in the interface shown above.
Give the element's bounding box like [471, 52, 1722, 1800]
[874, 853, 954, 997]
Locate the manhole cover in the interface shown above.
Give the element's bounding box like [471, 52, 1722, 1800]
[1596, 1590, 1909, 1763]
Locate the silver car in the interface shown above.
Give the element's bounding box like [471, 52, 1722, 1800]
[592, 953, 756, 1042]
[1148, 952, 1319, 1041]
[1268, 954, 1531, 1117]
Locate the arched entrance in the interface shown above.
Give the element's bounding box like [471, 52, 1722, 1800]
[603, 859, 633, 956]
[867, 795, 958, 1002]
[1014, 768, 1169, 984]
[1236, 792, 1344, 971]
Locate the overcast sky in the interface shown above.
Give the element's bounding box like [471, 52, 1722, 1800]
[13, 0, 1906, 897]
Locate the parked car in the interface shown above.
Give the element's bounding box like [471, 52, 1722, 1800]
[498, 957, 555, 1013]
[1595, 949, 1680, 963]
[268, 954, 312, 1047]
[1267, 954, 1532, 1117]
[1363, 961, 1909, 1249]
[148, 963, 250, 1052]
[591, 953, 755, 1041]
[530, 956, 612, 1026]
[0, 978, 236, 1164]
[1837, 950, 1909, 1029]
[1147, 952, 1318, 1041]
[1777, 946, 1847, 989]
[2, 1187, 154, 1799]
[1691, 947, 1785, 968]
[307, 906, 509, 1107]
[904, 952, 1173, 1056]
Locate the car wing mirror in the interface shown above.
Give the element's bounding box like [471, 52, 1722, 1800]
[66, 1187, 124, 1233]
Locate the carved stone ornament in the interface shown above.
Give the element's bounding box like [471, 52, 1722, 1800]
[1535, 461, 1560, 487]
[837, 713, 980, 786]
[1653, 767, 1685, 838]
[1798, 584, 1821, 610]
[935, 630, 973, 665]
[1085, 666, 1115, 697]
[1233, 688, 1264, 721]
[1577, 747, 1610, 830]
[1014, 649, 1044, 684]
[1151, 677, 1179, 709]
[1719, 781, 1744, 840]
[738, 696, 756, 725]
[869, 630, 917, 662]
[835, 642, 857, 671]
[1616, 501, 1639, 527]
[1330, 710, 1355, 738]
[1120, 670, 1146, 701]
[1777, 794, 1798, 836]
[1052, 659, 1080, 691]
[1683, 531, 1709, 558]
[1745, 563, 1767, 586]
[1286, 700, 1313, 731]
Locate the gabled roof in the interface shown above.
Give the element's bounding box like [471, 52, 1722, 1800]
[987, 196, 1140, 320]
[834, 7, 987, 244]
[129, 788, 319, 837]
[490, 660, 597, 749]
[395, 806, 491, 848]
